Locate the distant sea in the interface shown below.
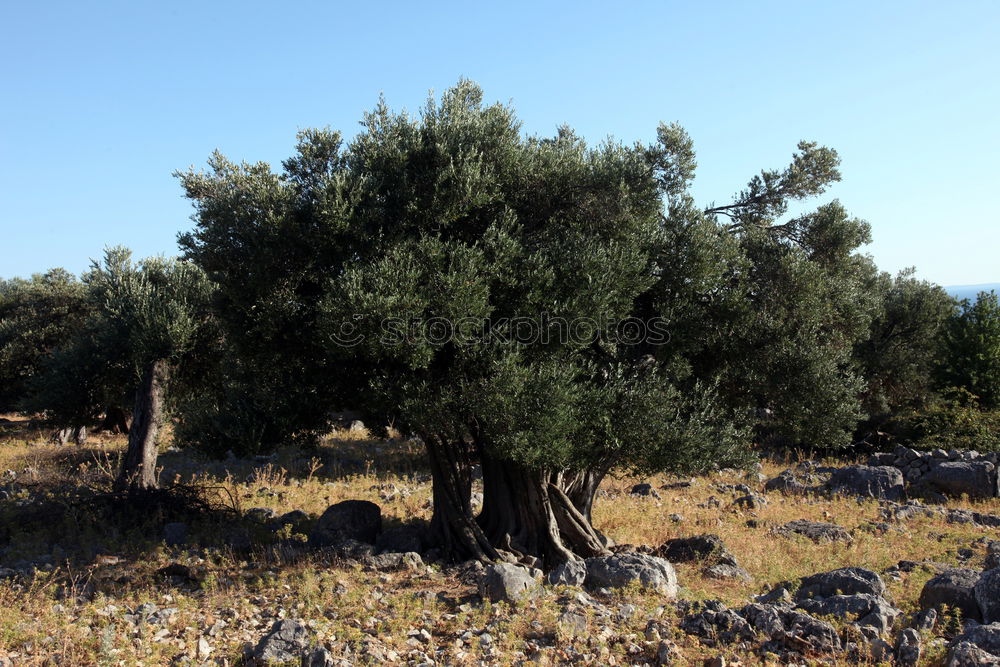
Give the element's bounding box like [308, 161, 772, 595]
[945, 283, 1000, 302]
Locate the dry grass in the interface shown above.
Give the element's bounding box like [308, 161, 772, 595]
[0, 413, 996, 665]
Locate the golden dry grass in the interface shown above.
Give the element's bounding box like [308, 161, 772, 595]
[0, 413, 996, 665]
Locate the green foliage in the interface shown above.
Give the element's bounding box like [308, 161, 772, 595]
[937, 291, 1000, 409]
[180, 80, 755, 472]
[0, 269, 92, 411]
[87, 248, 213, 369]
[888, 390, 1000, 452]
[855, 269, 954, 419]
[21, 248, 213, 427]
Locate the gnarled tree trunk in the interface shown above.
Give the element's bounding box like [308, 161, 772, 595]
[478, 451, 610, 568]
[425, 435, 499, 562]
[424, 436, 611, 568]
[114, 359, 168, 492]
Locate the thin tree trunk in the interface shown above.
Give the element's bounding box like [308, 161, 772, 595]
[114, 359, 168, 492]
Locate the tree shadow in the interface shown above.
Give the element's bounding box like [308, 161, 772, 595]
[0, 421, 434, 600]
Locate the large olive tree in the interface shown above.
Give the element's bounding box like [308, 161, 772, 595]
[178, 81, 886, 565]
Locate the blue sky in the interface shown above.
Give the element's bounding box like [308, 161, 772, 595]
[2, 0, 997, 285]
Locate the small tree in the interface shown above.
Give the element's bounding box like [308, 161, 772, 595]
[83, 248, 213, 492]
[938, 291, 1000, 409]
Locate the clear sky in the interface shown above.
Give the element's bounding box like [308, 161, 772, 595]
[1, 1, 997, 285]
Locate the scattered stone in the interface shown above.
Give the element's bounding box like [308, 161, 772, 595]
[368, 551, 423, 572]
[547, 560, 587, 587]
[251, 619, 312, 665]
[732, 493, 767, 510]
[920, 568, 982, 622]
[826, 465, 905, 501]
[584, 553, 678, 597]
[478, 563, 542, 604]
[309, 499, 382, 547]
[774, 519, 852, 543]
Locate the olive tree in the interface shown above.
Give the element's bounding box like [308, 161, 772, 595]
[178, 81, 892, 565]
[85, 248, 213, 491]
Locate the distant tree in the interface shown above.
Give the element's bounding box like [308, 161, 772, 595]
[0, 269, 92, 412]
[937, 291, 1000, 409]
[855, 269, 954, 421]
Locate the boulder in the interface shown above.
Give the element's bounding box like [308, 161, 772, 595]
[764, 470, 812, 494]
[976, 569, 1000, 623]
[919, 568, 982, 622]
[795, 593, 900, 633]
[547, 559, 588, 587]
[657, 534, 737, 566]
[826, 465, 905, 501]
[987, 542, 1000, 570]
[584, 553, 678, 596]
[251, 619, 312, 665]
[368, 552, 423, 572]
[774, 519, 852, 543]
[778, 610, 843, 653]
[946, 641, 1000, 666]
[630, 483, 660, 498]
[796, 567, 885, 600]
[309, 500, 381, 547]
[478, 563, 542, 604]
[948, 623, 1000, 665]
[924, 461, 999, 499]
[895, 627, 922, 667]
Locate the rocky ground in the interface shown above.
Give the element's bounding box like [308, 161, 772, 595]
[0, 415, 999, 665]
